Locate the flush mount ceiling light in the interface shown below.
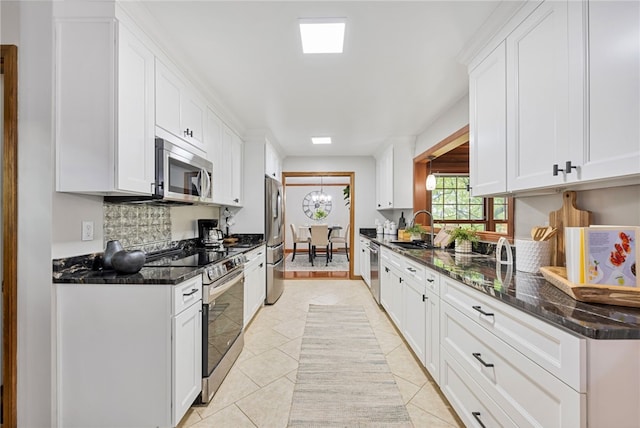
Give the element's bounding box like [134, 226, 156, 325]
[299, 18, 346, 54]
[311, 137, 332, 145]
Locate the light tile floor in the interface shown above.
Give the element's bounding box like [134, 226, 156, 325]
[179, 279, 463, 428]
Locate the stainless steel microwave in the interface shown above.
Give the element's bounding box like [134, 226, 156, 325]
[106, 138, 213, 204]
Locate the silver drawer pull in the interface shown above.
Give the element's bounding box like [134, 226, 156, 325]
[472, 353, 494, 367]
[183, 288, 198, 297]
[472, 412, 487, 428]
[472, 305, 494, 317]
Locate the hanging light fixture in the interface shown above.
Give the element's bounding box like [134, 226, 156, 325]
[312, 176, 332, 203]
[426, 156, 437, 191]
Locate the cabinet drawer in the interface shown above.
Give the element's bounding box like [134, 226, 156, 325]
[380, 247, 402, 270]
[441, 277, 585, 391]
[442, 302, 585, 428]
[440, 348, 517, 428]
[425, 266, 440, 295]
[402, 257, 425, 284]
[173, 276, 202, 315]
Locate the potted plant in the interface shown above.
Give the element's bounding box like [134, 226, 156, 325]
[449, 227, 478, 253]
[405, 224, 427, 241]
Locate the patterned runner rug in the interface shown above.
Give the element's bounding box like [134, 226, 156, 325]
[288, 305, 412, 427]
[285, 252, 349, 271]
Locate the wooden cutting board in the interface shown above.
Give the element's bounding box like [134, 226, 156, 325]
[549, 191, 592, 266]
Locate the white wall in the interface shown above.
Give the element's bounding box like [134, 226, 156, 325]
[515, 185, 640, 239]
[3, 1, 55, 426]
[283, 156, 381, 275]
[414, 93, 469, 156]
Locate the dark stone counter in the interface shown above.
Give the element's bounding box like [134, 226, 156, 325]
[53, 242, 263, 286]
[363, 234, 640, 340]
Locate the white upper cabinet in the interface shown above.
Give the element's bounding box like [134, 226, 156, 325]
[265, 140, 282, 181]
[376, 146, 393, 209]
[506, 0, 575, 191]
[55, 18, 155, 195]
[580, 1, 640, 181]
[376, 139, 414, 210]
[469, 0, 639, 196]
[205, 109, 243, 207]
[469, 41, 507, 196]
[155, 59, 206, 155]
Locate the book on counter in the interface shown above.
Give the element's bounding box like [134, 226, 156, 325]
[565, 226, 638, 287]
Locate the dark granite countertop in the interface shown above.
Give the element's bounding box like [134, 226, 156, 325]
[363, 234, 640, 340]
[53, 242, 264, 286]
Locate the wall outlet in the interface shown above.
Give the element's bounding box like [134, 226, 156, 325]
[81, 221, 94, 241]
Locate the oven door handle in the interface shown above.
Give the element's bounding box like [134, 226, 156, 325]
[208, 271, 243, 301]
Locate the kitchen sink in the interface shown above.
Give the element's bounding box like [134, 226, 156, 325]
[390, 241, 434, 250]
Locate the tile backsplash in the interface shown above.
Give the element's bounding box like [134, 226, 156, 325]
[104, 203, 172, 253]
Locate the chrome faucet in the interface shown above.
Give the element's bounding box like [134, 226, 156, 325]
[409, 210, 434, 248]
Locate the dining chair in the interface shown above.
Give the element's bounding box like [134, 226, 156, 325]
[309, 224, 330, 266]
[290, 223, 310, 261]
[329, 223, 350, 261]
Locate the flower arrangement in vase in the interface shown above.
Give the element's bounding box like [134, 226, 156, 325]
[449, 227, 479, 253]
[313, 209, 328, 221]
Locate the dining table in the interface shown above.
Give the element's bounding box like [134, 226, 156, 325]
[298, 225, 343, 240]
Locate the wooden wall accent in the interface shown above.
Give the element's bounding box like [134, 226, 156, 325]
[1, 44, 18, 428]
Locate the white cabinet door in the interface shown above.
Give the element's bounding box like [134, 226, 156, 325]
[265, 140, 282, 181]
[359, 238, 371, 286]
[380, 262, 393, 310]
[180, 90, 206, 152]
[506, 1, 573, 191]
[117, 24, 155, 194]
[155, 59, 207, 155]
[172, 301, 202, 427]
[376, 146, 393, 209]
[244, 247, 266, 326]
[424, 288, 440, 383]
[155, 59, 184, 139]
[219, 124, 244, 207]
[55, 19, 155, 195]
[580, 0, 640, 181]
[402, 276, 426, 363]
[230, 133, 244, 206]
[469, 41, 507, 197]
[205, 108, 225, 205]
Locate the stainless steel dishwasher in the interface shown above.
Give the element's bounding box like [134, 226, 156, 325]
[369, 241, 380, 304]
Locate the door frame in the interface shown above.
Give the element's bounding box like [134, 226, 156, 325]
[1, 44, 18, 427]
[283, 171, 355, 279]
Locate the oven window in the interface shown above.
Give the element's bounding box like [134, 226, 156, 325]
[204, 279, 243, 375]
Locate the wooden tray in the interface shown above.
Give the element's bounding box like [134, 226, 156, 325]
[539, 266, 640, 308]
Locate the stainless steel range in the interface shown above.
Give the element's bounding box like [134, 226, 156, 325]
[144, 248, 246, 403]
[200, 252, 246, 403]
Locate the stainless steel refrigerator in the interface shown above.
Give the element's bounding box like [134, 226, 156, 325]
[265, 176, 284, 304]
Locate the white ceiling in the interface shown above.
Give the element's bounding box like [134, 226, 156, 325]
[137, 1, 503, 157]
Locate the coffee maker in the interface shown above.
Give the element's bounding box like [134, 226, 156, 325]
[198, 219, 225, 250]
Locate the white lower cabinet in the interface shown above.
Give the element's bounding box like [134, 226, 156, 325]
[359, 237, 371, 286]
[379, 245, 640, 427]
[244, 246, 266, 326]
[440, 348, 516, 428]
[172, 297, 203, 426]
[441, 299, 584, 428]
[56, 276, 203, 427]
